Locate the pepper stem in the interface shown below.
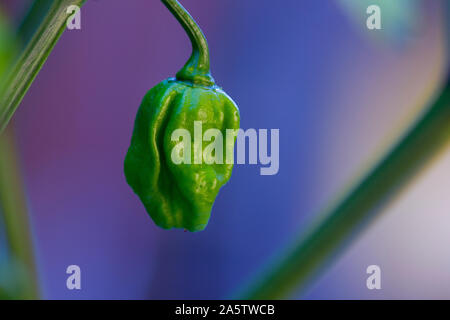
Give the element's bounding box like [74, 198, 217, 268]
[161, 0, 215, 86]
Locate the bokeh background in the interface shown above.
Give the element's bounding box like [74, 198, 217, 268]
[1, 0, 450, 299]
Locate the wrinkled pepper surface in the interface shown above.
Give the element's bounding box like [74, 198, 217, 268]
[124, 0, 240, 232]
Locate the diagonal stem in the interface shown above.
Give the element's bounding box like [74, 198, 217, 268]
[239, 2, 450, 300]
[0, 0, 88, 298]
[0, 0, 87, 135]
[239, 76, 450, 299]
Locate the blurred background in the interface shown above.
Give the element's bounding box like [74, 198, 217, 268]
[0, 0, 449, 299]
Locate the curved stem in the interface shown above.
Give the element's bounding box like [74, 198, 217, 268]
[161, 0, 214, 86]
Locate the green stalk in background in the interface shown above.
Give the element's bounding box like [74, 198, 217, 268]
[16, 0, 55, 47]
[240, 78, 450, 300]
[0, 0, 87, 134]
[0, 0, 87, 299]
[0, 2, 35, 300]
[239, 3, 450, 298]
[0, 127, 39, 299]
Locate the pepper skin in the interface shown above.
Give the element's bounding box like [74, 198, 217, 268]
[124, 0, 240, 232]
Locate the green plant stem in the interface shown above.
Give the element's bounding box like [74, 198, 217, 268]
[0, 127, 38, 299]
[241, 2, 450, 300]
[0, 0, 87, 135]
[161, 0, 214, 86]
[0, 0, 87, 298]
[239, 77, 450, 299]
[16, 0, 55, 48]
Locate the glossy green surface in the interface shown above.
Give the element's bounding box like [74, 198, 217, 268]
[124, 0, 240, 232]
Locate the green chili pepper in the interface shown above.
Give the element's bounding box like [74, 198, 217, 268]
[124, 0, 240, 232]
